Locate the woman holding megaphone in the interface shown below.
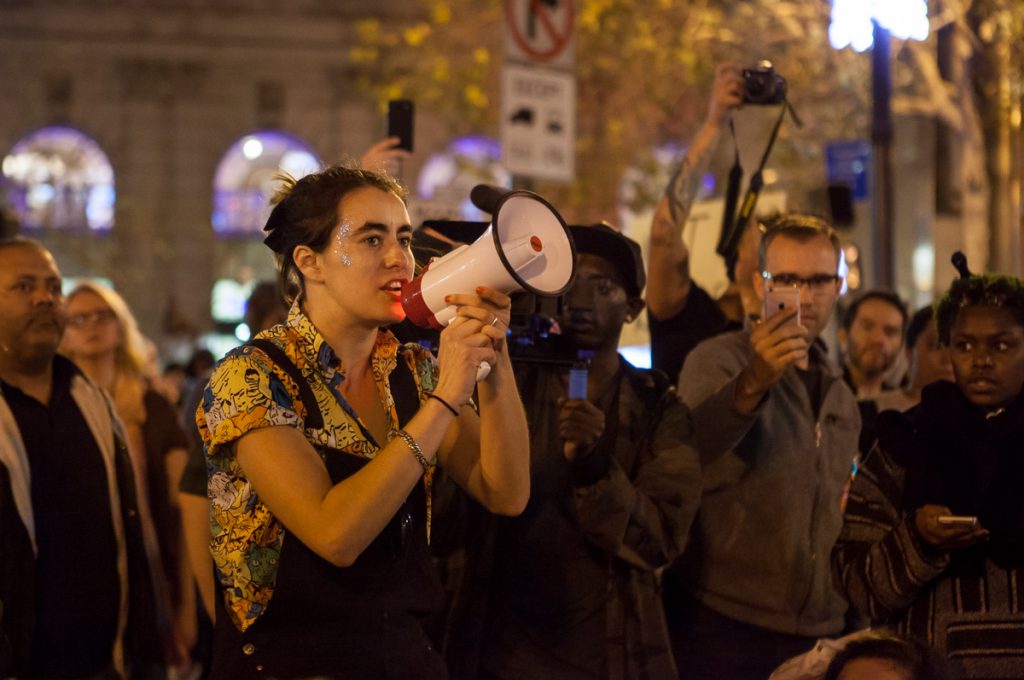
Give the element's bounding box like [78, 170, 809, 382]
[196, 165, 530, 679]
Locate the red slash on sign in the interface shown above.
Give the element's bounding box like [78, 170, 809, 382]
[506, 0, 574, 62]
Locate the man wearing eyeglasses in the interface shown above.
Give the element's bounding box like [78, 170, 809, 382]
[664, 216, 860, 679]
[0, 237, 167, 678]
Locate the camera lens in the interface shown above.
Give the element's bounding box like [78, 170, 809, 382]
[746, 74, 769, 98]
[742, 63, 786, 106]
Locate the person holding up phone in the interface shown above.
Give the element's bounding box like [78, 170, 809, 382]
[357, 100, 415, 178]
[360, 136, 411, 176]
[666, 215, 858, 679]
[833, 259, 1024, 678]
[733, 215, 844, 415]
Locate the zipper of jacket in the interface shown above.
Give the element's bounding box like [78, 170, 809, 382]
[797, 417, 826, 619]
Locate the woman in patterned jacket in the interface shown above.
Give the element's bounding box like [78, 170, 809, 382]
[197, 165, 530, 678]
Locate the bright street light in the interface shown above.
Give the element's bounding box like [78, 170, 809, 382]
[829, 0, 929, 52]
[830, 0, 931, 289]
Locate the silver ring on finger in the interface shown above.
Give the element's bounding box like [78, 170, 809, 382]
[490, 315, 499, 327]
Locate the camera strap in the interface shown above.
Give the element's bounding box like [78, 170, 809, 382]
[716, 101, 792, 279]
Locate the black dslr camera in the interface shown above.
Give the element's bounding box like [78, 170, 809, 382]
[742, 60, 787, 105]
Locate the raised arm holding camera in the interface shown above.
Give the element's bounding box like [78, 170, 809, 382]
[647, 63, 789, 384]
[647, 64, 744, 319]
[646, 65, 742, 384]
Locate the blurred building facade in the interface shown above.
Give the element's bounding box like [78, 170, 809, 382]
[2, 1, 1020, 362]
[0, 0, 436, 355]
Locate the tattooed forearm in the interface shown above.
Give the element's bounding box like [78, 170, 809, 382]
[664, 139, 717, 226]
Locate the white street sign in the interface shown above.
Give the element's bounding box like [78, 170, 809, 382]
[501, 64, 576, 182]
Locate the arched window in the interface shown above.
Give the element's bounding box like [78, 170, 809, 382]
[1, 126, 116, 232]
[212, 131, 320, 235]
[416, 136, 511, 221]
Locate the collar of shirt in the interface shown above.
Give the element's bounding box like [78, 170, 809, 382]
[0, 354, 79, 405]
[283, 300, 403, 436]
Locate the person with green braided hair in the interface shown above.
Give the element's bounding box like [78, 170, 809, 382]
[833, 253, 1024, 678]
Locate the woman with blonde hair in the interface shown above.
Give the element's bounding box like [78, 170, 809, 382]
[61, 280, 195, 669]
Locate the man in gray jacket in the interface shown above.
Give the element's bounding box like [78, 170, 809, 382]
[665, 215, 860, 679]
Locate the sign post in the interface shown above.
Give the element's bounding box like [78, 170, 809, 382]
[502, 0, 576, 184]
[825, 140, 871, 201]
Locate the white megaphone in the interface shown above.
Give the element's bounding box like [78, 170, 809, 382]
[401, 188, 576, 379]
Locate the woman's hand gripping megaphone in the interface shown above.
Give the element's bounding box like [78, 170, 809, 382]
[400, 188, 575, 382]
[435, 287, 510, 384]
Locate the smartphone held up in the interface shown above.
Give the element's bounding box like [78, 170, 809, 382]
[763, 285, 801, 327]
[387, 99, 414, 152]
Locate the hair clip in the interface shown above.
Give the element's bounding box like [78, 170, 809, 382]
[951, 251, 972, 279]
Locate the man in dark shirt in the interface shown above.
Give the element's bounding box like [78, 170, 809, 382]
[0, 237, 165, 678]
[442, 225, 701, 679]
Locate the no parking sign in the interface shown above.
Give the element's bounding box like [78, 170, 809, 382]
[504, 0, 575, 69]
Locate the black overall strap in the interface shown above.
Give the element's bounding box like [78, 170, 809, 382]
[212, 341, 446, 679]
[388, 351, 421, 428]
[717, 119, 744, 270]
[251, 337, 420, 435]
[247, 338, 324, 431]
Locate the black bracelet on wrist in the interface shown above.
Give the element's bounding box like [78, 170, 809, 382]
[424, 391, 460, 417]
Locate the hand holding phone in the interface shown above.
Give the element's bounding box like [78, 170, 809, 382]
[915, 504, 989, 551]
[937, 515, 978, 527]
[735, 285, 809, 411]
[387, 99, 414, 152]
[360, 137, 411, 175]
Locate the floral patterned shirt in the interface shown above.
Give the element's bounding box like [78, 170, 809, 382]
[197, 302, 438, 632]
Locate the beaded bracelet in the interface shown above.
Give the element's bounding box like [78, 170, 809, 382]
[424, 391, 460, 417]
[392, 428, 434, 472]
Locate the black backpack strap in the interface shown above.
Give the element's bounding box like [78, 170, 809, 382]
[248, 339, 324, 431]
[249, 339, 420, 434]
[389, 350, 421, 428]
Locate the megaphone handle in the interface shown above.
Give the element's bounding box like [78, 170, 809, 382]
[434, 305, 458, 327]
[438, 313, 492, 380]
[476, 361, 492, 382]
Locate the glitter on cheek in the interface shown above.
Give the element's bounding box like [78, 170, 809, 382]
[333, 220, 354, 267]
